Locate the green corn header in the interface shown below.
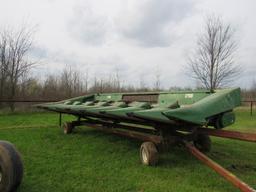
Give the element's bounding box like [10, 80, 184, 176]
[37, 88, 241, 128]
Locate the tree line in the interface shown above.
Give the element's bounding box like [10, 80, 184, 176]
[4, 65, 166, 101]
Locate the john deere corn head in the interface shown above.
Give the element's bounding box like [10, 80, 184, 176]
[37, 88, 256, 191]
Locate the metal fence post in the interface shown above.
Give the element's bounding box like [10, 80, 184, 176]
[59, 113, 62, 127]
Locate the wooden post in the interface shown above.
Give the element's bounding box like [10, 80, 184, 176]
[251, 101, 253, 116]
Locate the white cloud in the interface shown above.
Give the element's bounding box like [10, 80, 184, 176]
[68, 2, 110, 45]
[116, 0, 194, 47]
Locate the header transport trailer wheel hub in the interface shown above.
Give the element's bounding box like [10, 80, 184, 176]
[0, 141, 23, 192]
[36, 88, 256, 191]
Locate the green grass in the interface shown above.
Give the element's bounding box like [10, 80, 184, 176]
[0, 108, 255, 192]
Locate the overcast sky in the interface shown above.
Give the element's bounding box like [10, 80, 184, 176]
[0, 0, 255, 89]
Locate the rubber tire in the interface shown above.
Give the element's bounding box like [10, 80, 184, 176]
[140, 142, 159, 166]
[214, 115, 223, 129]
[194, 134, 211, 153]
[0, 141, 23, 192]
[63, 122, 73, 134]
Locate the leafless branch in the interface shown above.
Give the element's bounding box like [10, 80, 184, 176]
[0, 25, 36, 111]
[187, 15, 241, 91]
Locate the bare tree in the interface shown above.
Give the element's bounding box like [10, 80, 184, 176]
[88, 69, 122, 94]
[252, 79, 256, 90]
[19, 75, 42, 98]
[41, 75, 59, 99]
[59, 65, 84, 98]
[0, 26, 36, 110]
[84, 68, 89, 93]
[139, 74, 147, 91]
[0, 32, 9, 101]
[113, 67, 121, 92]
[153, 66, 161, 91]
[187, 16, 240, 91]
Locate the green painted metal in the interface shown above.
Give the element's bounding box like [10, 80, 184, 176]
[36, 88, 241, 129]
[163, 88, 241, 125]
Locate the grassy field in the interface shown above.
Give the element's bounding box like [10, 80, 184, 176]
[0, 107, 255, 192]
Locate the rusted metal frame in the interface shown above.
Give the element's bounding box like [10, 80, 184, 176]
[80, 121, 163, 144]
[73, 118, 192, 147]
[77, 110, 154, 126]
[73, 118, 158, 135]
[72, 118, 115, 127]
[106, 123, 157, 135]
[185, 142, 255, 192]
[197, 127, 256, 142]
[54, 107, 192, 130]
[80, 118, 197, 142]
[159, 129, 196, 143]
[77, 111, 165, 128]
[75, 117, 196, 139]
[98, 114, 154, 126]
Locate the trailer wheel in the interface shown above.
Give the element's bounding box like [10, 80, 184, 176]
[63, 122, 73, 134]
[0, 141, 23, 192]
[140, 142, 159, 166]
[194, 134, 211, 152]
